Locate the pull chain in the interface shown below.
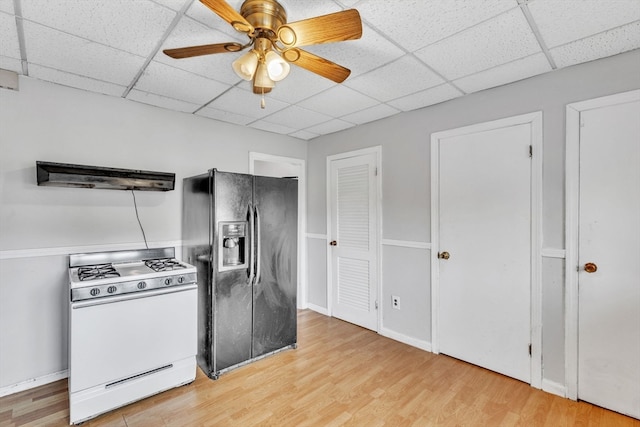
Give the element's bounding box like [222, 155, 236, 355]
[260, 87, 266, 109]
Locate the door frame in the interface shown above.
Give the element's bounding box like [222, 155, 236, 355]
[249, 152, 307, 309]
[564, 89, 640, 400]
[326, 146, 382, 331]
[430, 111, 543, 389]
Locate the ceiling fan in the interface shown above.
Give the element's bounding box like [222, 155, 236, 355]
[163, 0, 363, 107]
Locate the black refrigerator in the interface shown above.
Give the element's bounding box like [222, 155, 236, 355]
[182, 169, 297, 379]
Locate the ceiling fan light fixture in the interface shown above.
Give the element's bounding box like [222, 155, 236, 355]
[264, 50, 290, 81]
[254, 62, 275, 88]
[232, 50, 259, 80]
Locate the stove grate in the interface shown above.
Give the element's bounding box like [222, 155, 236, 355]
[78, 264, 120, 281]
[144, 258, 186, 272]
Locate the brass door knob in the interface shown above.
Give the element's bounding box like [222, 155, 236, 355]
[584, 262, 598, 273]
[329, 240, 337, 246]
[438, 251, 450, 260]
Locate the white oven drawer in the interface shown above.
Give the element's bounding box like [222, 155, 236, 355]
[69, 285, 197, 393]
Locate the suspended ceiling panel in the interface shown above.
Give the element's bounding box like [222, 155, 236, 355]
[1, 0, 638, 140]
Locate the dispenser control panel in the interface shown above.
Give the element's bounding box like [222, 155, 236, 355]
[218, 221, 248, 272]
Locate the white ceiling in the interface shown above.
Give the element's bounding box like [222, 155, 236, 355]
[1, 0, 639, 140]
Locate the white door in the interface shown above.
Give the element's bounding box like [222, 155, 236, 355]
[576, 96, 640, 418]
[433, 115, 539, 384]
[328, 150, 378, 330]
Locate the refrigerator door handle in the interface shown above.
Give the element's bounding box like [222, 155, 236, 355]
[248, 204, 255, 285]
[255, 205, 262, 287]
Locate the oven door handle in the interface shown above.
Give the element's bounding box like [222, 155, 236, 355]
[71, 283, 197, 309]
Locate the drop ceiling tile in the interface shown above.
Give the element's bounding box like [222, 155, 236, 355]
[261, 105, 332, 129]
[153, 0, 191, 12]
[266, 68, 335, 104]
[196, 105, 256, 126]
[304, 118, 355, 136]
[186, 0, 249, 40]
[29, 64, 126, 96]
[528, 0, 640, 49]
[550, 21, 640, 69]
[344, 54, 445, 102]
[298, 85, 378, 118]
[414, 8, 541, 80]
[290, 129, 319, 140]
[0, 55, 22, 73]
[133, 60, 230, 104]
[0, 11, 20, 61]
[336, 0, 360, 7]
[21, 0, 176, 57]
[303, 24, 406, 78]
[155, 16, 242, 84]
[167, 11, 245, 48]
[207, 86, 289, 119]
[248, 120, 297, 135]
[357, 0, 516, 52]
[388, 83, 462, 112]
[454, 52, 552, 94]
[127, 89, 199, 113]
[0, 0, 13, 14]
[341, 103, 400, 125]
[23, 21, 147, 86]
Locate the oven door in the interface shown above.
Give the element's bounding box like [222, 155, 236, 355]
[69, 285, 197, 393]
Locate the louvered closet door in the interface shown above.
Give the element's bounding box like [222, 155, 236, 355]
[329, 152, 378, 330]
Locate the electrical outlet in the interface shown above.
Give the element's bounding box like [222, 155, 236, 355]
[392, 295, 401, 310]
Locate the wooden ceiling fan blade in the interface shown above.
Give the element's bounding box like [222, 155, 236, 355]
[163, 42, 244, 59]
[283, 49, 351, 83]
[277, 9, 362, 49]
[200, 0, 255, 34]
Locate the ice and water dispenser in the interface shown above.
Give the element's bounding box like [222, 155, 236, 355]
[218, 222, 248, 271]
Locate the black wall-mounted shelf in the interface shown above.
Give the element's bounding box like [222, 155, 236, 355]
[36, 161, 175, 191]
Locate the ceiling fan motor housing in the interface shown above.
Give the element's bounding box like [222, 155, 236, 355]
[240, 0, 287, 35]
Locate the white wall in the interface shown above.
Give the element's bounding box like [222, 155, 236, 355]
[0, 76, 306, 391]
[305, 49, 640, 391]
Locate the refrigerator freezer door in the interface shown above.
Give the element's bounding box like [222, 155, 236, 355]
[182, 173, 213, 375]
[212, 171, 254, 373]
[252, 176, 298, 358]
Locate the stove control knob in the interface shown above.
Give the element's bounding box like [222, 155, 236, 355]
[107, 286, 117, 294]
[178, 276, 184, 284]
[90, 288, 100, 297]
[137, 281, 147, 290]
[165, 278, 173, 286]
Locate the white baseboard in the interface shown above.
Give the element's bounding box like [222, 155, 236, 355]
[305, 310, 432, 353]
[306, 303, 329, 316]
[379, 327, 432, 353]
[542, 378, 566, 398]
[0, 370, 68, 397]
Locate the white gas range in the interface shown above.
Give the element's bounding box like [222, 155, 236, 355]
[68, 247, 197, 425]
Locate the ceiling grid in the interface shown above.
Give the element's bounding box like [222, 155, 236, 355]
[0, 0, 637, 140]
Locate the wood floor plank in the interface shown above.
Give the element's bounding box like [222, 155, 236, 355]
[1, 310, 638, 426]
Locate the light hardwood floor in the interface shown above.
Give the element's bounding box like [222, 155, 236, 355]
[1, 309, 638, 426]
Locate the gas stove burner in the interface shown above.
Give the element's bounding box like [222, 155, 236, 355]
[144, 258, 187, 272]
[78, 264, 120, 281]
